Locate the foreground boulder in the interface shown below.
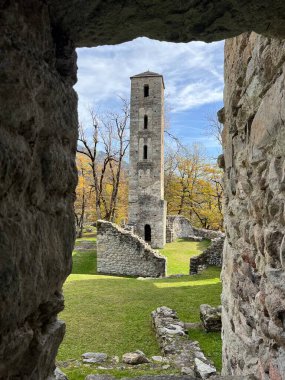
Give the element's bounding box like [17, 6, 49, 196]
[54, 367, 68, 380]
[200, 305, 222, 332]
[82, 352, 108, 364]
[122, 350, 150, 365]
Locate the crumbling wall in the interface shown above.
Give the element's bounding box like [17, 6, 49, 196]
[2, 1, 285, 378]
[222, 32, 285, 379]
[192, 227, 224, 240]
[166, 216, 194, 242]
[0, 1, 77, 378]
[166, 215, 223, 243]
[190, 237, 225, 275]
[97, 220, 166, 277]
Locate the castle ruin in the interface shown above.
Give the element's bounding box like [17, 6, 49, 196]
[1, 2, 285, 378]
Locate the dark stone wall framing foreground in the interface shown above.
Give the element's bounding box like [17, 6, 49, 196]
[0, 1, 78, 378]
[1, 0, 285, 378]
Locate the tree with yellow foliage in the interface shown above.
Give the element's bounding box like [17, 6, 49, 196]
[76, 98, 129, 224]
[165, 144, 223, 230]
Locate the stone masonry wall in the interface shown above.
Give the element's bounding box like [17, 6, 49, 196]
[166, 215, 223, 243]
[97, 220, 166, 277]
[222, 32, 285, 379]
[190, 237, 225, 275]
[192, 227, 224, 240]
[166, 216, 194, 242]
[128, 74, 166, 248]
[0, 1, 78, 379]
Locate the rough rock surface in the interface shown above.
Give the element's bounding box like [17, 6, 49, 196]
[151, 307, 217, 379]
[122, 351, 150, 365]
[47, 0, 285, 46]
[97, 220, 166, 277]
[0, 1, 77, 379]
[85, 376, 115, 380]
[192, 228, 224, 241]
[190, 237, 225, 275]
[54, 367, 69, 380]
[222, 32, 285, 379]
[166, 215, 222, 244]
[200, 305, 222, 332]
[82, 352, 108, 364]
[84, 377, 247, 380]
[166, 216, 195, 242]
[2, 1, 285, 379]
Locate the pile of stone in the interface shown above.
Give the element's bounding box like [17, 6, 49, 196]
[56, 349, 176, 379]
[151, 306, 217, 379]
[200, 305, 222, 332]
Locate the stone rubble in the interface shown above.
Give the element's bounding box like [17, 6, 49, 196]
[152, 356, 170, 363]
[54, 367, 68, 380]
[122, 351, 151, 365]
[84, 376, 248, 380]
[200, 305, 222, 332]
[85, 376, 115, 380]
[194, 359, 217, 379]
[82, 352, 108, 364]
[151, 306, 217, 379]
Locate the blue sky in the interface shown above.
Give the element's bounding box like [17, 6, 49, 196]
[75, 37, 224, 159]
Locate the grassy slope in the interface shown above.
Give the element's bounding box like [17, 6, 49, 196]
[58, 234, 222, 378]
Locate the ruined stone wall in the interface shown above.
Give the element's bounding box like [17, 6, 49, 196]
[0, 1, 78, 378]
[222, 32, 285, 379]
[166, 215, 223, 243]
[97, 220, 166, 277]
[192, 227, 224, 240]
[166, 216, 194, 242]
[190, 237, 225, 275]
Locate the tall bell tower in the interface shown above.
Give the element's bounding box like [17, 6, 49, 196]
[128, 71, 166, 248]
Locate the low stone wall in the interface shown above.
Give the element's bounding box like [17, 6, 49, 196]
[151, 306, 217, 379]
[192, 227, 224, 240]
[166, 215, 223, 243]
[97, 220, 166, 277]
[166, 216, 194, 242]
[190, 237, 225, 275]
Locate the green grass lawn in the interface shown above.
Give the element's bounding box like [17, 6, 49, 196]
[58, 234, 222, 379]
[159, 238, 210, 275]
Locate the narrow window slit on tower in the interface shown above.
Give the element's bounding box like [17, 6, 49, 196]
[144, 115, 148, 129]
[144, 85, 149, 97]
[143, 145, 148, 159]
[145, 224, 151, 242]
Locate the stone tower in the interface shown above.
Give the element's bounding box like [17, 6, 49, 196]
[128, 71, 167, 248]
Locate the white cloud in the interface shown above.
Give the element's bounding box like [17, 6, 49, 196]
[75, 37, 224, 124]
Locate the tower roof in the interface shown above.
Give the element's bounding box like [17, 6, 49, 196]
[130, 71, 165, 88]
